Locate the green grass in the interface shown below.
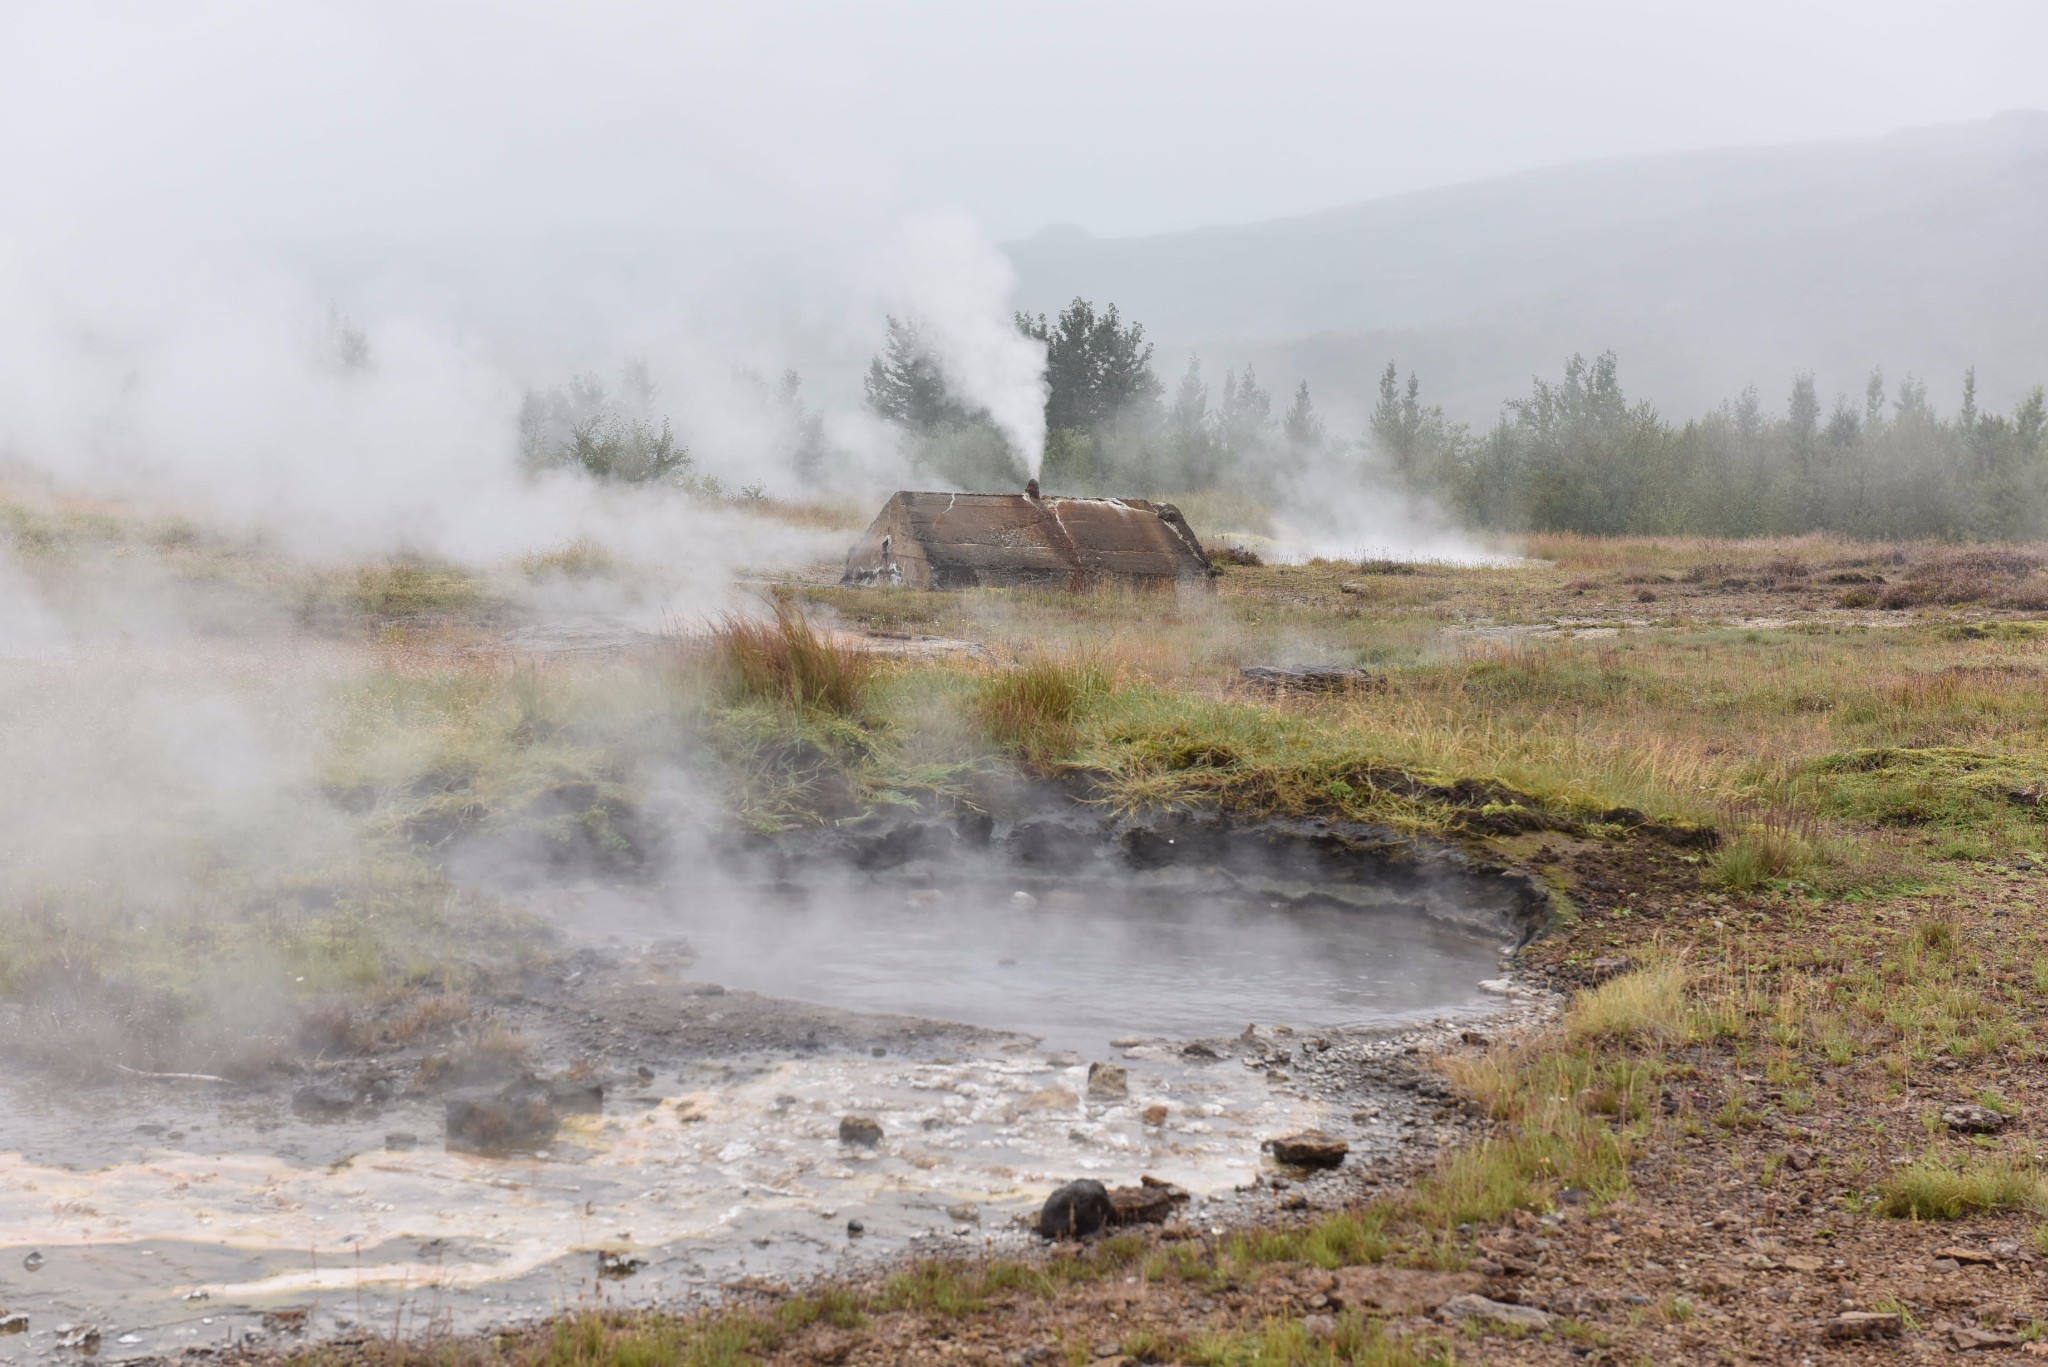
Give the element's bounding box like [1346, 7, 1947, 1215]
[1878, 1153, 2048, 1219]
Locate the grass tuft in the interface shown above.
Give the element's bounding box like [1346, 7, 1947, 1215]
[977, 654, 1108, 769]
[714, 597, 879, 717]
[1568, 963, 1689, 1045]
[1878, 1153, 2048, 1219]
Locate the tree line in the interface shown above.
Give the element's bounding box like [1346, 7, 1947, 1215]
[1377, 353, 2048, 540]
[865, 300, 2048, 540]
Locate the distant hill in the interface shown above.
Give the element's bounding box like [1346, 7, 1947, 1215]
[1003, 112, 2048, 428]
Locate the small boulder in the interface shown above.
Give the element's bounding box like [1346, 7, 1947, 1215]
[383, 1131, 419, 1152]
[445, 1086, 559, 1154]
[547, 1079, 605, 1116]
[1439, 1293, 1551, 1331]
[1141, 1104, 1169, 1127]
[1950, 1326, 2021, 1351]
[0, 1314, 27, 1335]
[1942, 1103, 2010, 1135]
[291, 1079, 361, 1120]
[839, 1115, 884, 1147]
[1107, 1177, 1189, 1226]
[1823, 1311, 1902, 1341]
[1086, 1062, 1129, 1101]
[55, 1324, 100, 1352]
[1037, 1179, 1113, 1239]
[1269, 1131, 1349, 1169]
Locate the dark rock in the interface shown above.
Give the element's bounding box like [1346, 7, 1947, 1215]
[1107, 1177, 1189, 1225]
[291, 1079, 361, 1120]
[0, 1314, 27, 1335]
[383, 1132, 419, 1152]
[445, 1086, 559, 1153]
[596, 1250, 645, 1279]
[839, 1115, 884, 1147]
[1241, 665, 1375, 694]
[845, 1218, 865, 1237]
[1037, 1179, 1113, 1239]
[546, 1079, 605, 1116]
[1269, 1131, 1349, 1169]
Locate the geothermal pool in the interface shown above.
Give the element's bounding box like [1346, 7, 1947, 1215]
[0, 881, 1526, 1362]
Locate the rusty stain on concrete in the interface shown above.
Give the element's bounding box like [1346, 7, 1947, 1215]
[842, 491, 1215, 590]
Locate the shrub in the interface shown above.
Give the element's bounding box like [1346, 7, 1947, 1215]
[714, 598, 878, 716]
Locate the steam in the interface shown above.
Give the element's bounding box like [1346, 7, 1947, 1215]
[873, 214, 1049, 475]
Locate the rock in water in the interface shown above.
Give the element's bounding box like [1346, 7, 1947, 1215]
[1269, 1130, 1349, 1168]
[1086, 1062, 1129, 1100]
[596, 1250, 645, 1279]
[1037, 1180, 1113, 1239]
[839, 1115, 884, 1147]
[445, 1086, 559, 1154]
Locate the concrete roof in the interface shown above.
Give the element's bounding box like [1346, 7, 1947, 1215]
[843, 491, 1213, 590]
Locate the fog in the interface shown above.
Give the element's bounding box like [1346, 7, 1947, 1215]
[5, 2, 2040, 543]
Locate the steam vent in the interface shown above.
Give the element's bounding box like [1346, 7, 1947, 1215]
[842, 489, 1215, 590]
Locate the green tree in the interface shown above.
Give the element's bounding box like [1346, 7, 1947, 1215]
[1282, 381, 1325, 451]
[1160, 356, 1218, 488]
[1015, 298, 1162, 436]
[864, 316, 968, 432]
[518, 368, 696, 486]
[1217, 365, 1272, 466]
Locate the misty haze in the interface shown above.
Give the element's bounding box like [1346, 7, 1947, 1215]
[3, 4, 2047, 1364]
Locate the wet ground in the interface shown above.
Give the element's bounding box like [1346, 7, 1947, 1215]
[0, 870, 1541, 1363]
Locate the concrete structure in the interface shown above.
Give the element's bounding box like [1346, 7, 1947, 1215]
[842, 491, 1214, 590]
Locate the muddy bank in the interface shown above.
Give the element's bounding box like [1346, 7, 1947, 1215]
[722, 790, 1554, 947]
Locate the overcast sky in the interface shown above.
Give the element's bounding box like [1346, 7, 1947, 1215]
[6, 0, 2045, 243]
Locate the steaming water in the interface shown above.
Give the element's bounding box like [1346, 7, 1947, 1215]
[671, 884, 1506, 1053]
[0, 879, 1513, 1362]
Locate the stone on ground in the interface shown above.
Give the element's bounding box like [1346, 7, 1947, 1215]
[1037, 1179, 1113, 1239]
[1269, 1130, 1349, 1168]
